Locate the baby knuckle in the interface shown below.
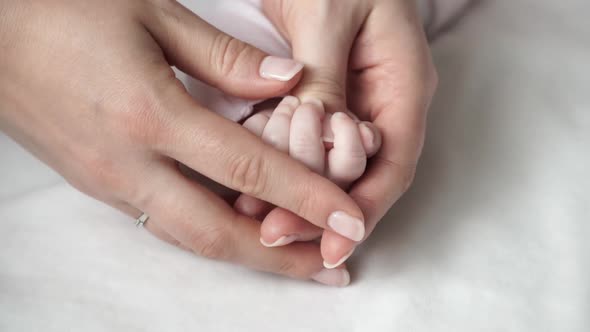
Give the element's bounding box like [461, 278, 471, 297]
[227, 154, 267, 196]
[289, 137, 314, 155]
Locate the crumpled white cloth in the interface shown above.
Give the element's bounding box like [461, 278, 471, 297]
[1, 0, 589, 331]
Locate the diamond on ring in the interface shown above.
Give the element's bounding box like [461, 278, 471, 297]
[135, 213, 149, 228]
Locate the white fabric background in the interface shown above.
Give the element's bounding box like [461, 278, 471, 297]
[1, 0, 588, 331]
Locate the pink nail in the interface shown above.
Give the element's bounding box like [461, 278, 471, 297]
[323, 248, 356, 269]
[259, 56, 304, 82]
[327, 211, 365, 242]
[311, 268, 351, 287]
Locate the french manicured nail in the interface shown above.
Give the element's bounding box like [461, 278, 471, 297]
[323, 248, 355, 269]
[327, 211, 365, 242]
[259, 56, 304, 81]
[259, 235, 298, 248]
[311, 268, 351, 287]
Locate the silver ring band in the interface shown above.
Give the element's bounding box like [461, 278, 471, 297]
[135, 212, 149, 228]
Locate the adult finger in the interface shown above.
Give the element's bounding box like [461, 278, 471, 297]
[235, 96, 300, 219]
[126, 161, 349, 286]
[143, 0, 303, 99]
[155, 88, 366, 243]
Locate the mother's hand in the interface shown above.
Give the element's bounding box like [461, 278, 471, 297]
[261, 0, 438, 260]
[0, 0, 362, 285]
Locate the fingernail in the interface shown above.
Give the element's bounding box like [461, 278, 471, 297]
[321, 113, 334, 143]
[346, 109, 360, 122]
[323, 247, 356, 269]
[359, 123, 375, 146]
[260, 235, 298, 248]
[259, 56, 304, 82]
[311, 268, 351, 287]
[281, 95, 301, 108]
[327, 211, 365, 242]
[301, 97, 324, 110]
[332, 112, 350, 121]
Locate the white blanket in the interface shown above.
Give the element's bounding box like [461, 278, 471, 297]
[1, 0, 588, 331]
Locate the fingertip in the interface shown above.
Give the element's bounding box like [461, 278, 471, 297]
[320, 230, 358, 269]
[359, 122, 382, 157]
[234, 194, 269, 219]
[243, 113, 270, 137]
[327, 112, 367, 186]
[311, 267, 351, 287]
[262, 96, 299, 152]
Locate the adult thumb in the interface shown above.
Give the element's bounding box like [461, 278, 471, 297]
[143, 1, 304, 100]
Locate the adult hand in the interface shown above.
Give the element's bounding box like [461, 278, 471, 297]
[259, 0, 438, 262]
[0, 0, 362, 286]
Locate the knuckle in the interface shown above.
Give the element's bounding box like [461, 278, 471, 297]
[210, 32, 251, 78]
[276, 258, 299, 277]
[227, 153, 268, 196]
[102, 70, 179, 149]
[375, 156, 417, 195]
[290, 177, 317, 219]
[103, 90, 165, 148]
[349, 191, 379, 216]
[189, 225, 233, 260]
[289, 136, 315, 156]
[83, 154, 121, 189]
[68, 153, 130, 202]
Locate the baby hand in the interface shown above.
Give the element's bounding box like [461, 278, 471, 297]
[234, 96, 381, 268]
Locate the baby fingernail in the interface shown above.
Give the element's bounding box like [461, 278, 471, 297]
[323, 248, 356, 269]
[311, 268, 351, 287]
[359, 123, 375, 146]
[260, 235, 298, 248]
[346, 109, 360, 122]
[301, 97, 324, 109]
[259, 56, 304, 82]
[322, 113, 334, 143]
[327, 211, 365, 242]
